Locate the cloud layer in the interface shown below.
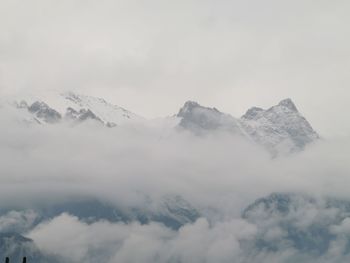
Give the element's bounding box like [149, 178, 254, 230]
[0, 109, 350, 262]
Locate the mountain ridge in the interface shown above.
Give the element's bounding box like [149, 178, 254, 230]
[176, 98, 319, 155]
[1, 92, 319, 155]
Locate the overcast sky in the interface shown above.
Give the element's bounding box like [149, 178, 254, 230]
[1, 0, 349, 136]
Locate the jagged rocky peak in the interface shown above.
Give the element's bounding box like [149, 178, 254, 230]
[241, 98, 298, 120]
[177, 100, 221, 117]
[65, 107, 79, 118]
[75, 109, 102, 122]
[177, 100, 243, 134]
[278, 98, 298, 112]
[65, 107, 103, 124]
[177, 101, 201, 116]
[174, 98, 319, 155]
[6, 91, 144, 126]
[61, 91, 143, 125]
[28, 101, 62, 123]
[240, 98, 319, 154]
[242, 107, 264, 120]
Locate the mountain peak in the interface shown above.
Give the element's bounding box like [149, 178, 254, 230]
[176, 100, 244, 135]
[28, 101, 62, 123]
[241, 98, 318, 155]
[177, 101, 200, 117]
[277, 98, 298, 112]
[177, 101, 222, 118]
[184, 100, 200, 107]
[242, 107, 264, 120]
[6, 91, 144, 126]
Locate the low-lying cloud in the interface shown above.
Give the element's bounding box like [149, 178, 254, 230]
[1, 110, 350, 262]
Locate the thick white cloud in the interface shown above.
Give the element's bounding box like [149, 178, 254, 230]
[28, 213, 256, 263]
[0, 111, 349, 212]
[0, 106, 350, 262]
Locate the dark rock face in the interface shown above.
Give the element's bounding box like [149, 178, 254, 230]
[65, 107, 103, 124]
[177, 101, 243, 135]
[278, 98, 299, 112]
[77, 109, 102, 123]
[28, 101, 62, 124]
[242, 107, 264, 120]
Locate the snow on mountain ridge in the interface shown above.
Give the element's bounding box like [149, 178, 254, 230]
[240, 98, 319, 155]
[6, 91, 144, 126]
[60, 92, 144, 125]
[1, 92, 319, 155]
[176, 98, 319, 155]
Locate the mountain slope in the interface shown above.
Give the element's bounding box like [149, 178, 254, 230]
[6, 92, 144, 126]
[1, 92, 319, 155]
[240, 98, 319, 155]
[175, 98, 319, 155]
[177, 101, 245, 135]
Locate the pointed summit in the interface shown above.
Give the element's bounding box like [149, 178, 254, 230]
[176, 100, 243, 135]
[242, 107, 264, 120]
[278, 98, 298, 112]
[177, 101, 201, 117]
[240, 98, 319, 155]
[28, 101, 62, 123]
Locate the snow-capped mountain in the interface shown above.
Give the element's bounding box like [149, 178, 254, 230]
[241, 98, 319, 155]
[4, 92, 144, 126]
[1, 92, 318, 155]
[176, 98, 319, 155]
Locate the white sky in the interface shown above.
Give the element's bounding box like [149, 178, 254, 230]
[1, 0, 349, 136]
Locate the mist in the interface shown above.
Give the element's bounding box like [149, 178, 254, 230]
[1, 0, 350, 261]
[1, 109, 350, 262]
